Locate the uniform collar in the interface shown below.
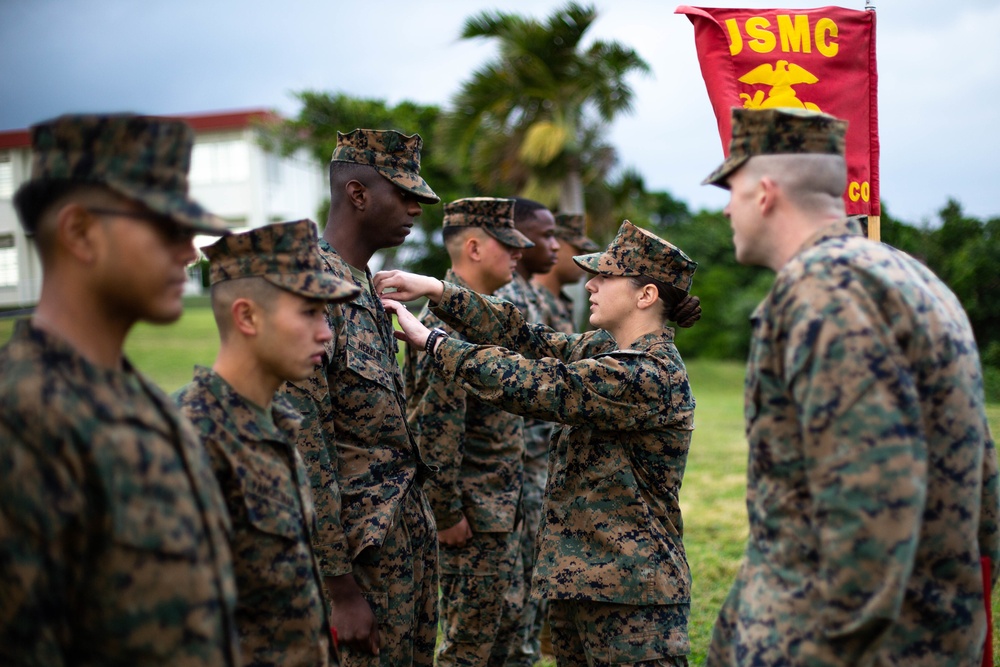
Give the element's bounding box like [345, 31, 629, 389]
[792, 216, 864, 262]
[444, 267, 471, 290]
[192, 365, 302, 442]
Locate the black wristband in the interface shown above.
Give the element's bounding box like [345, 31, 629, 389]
[425, 327, 448, 356]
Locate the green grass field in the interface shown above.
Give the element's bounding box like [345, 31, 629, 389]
[1, 306, 998, 664]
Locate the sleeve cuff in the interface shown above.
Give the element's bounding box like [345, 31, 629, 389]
[312, 539, 354, 578]
[431, 337, 471, 378]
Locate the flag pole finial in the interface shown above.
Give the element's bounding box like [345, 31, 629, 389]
[865, 0, 875, 10]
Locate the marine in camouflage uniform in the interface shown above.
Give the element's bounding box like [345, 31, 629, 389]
[534, 212, 600, 335]
[404, 198, 534, 666]
[375, 220, 702, 667]
[492, 198, 561, 667]
[535, 279, 574, 334]
[0, 114, 239, 665]
[283, 130, 439, 666]
[702, 107, 1000, 666]
[175, 220, 359, 666]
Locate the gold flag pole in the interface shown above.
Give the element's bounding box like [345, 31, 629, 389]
[865, 0, 880, 241]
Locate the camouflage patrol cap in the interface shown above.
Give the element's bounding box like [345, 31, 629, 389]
[331, 129, 440, 204]
[203, 219, 360, 302]
[443, 197, 534, 248]
[574, 220, 697, 292]
[554, 212, 599, 252]
[703, 107, 848, 188]
[16, 113, 229, 234]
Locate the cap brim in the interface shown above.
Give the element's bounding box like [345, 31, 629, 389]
[572, 252, 603, 275]
[573, 250, 638, 277]
[701, 155, 749, 189]
[375, 166, 440, 204]
[265, 272, 361, 303]
[108, 179, 231, 235]
[487, 226, 535, 249]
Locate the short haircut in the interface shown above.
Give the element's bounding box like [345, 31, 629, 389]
[15, 181, 117, 260]
[442, 225, 488, 261]
[512, 197, 548, 226]
[746, 154, 847, 213]
[328, 161, 380, 202]
[210, 276, 284, 339]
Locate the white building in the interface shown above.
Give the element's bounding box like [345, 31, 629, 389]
[0, 109, 328, 308]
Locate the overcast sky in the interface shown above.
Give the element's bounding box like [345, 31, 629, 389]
[2, 0, 997, 224]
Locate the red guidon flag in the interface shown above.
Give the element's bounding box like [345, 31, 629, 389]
[677, 5, 879, 215]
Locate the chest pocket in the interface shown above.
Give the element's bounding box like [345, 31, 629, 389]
[345, 342, 397, 393]
[242, 489, 302, 541]
[104, 425, 203, 557]
[112, 482, 202, 557]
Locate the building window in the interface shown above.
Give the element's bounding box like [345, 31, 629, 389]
[189, 140, 250, 184]
[0, 234, 17, 287]
[265, 152, 282, 185]
[0, 152, 13, 199]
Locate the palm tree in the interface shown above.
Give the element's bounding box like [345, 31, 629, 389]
[442, 2, 650, 215]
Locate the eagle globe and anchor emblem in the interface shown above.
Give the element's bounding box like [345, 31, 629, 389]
[738, 59, 823, 111]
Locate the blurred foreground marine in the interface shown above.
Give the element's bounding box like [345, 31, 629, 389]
[375, 219, 703, 667]
[404, 197, 534, 666]
[283, 129, 440, 666]
[703, 107, 1000, 666]
[175, 220, 359, 666]
[0, 114, 238, 665]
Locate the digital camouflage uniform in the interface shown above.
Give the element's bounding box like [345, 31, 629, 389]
[0, 114, 238, 666]
[404, 198, 535, 667]
[284, 240, 438, 666]
[0, 326, 240, 667]
[176, 369, 334, 667]
[521, 213, 598, 663]
[493, 271, 556, 667]
[407, 269, 525, 667]
[706, 217, 1000, 667]
[426, 221, 699, 667]
[284, 129, 440, 667]
[175, 220, 359, 667]
[535, 283, 575, 335]
[702, 108, 1000, 666]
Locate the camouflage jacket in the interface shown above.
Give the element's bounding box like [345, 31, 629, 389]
[284, 239, 430, 577]
[430, 283, 694, 605]
[535, 283, 577, 335]
[0, 320, 239, 666]
[495, 272, 554, 469]
[708, 218, 1000, 666]
[403, 269, 524, 533]
[175, 367, 333, 667]
[494, 272, 545, 326]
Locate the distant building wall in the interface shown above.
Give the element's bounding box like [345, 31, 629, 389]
[0, 109, 327, 308]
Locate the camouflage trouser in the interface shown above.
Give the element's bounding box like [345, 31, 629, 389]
[506, 430, 551, 667]
[547, 599, 690, 667]
[437, 522, 524, 667]
[340, 487, 438, 667]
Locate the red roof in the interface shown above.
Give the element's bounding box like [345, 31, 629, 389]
[171, 108, 282, 131]
[0, 108, 282, 149]
[0, 129, 31, 150]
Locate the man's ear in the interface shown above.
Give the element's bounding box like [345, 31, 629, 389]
[466, 236, 482, 262]
[758, 176, 779, 216]
[231, 298, 259, 336]
[56, 203, 100, 264]
[345, 179, 367, 212]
